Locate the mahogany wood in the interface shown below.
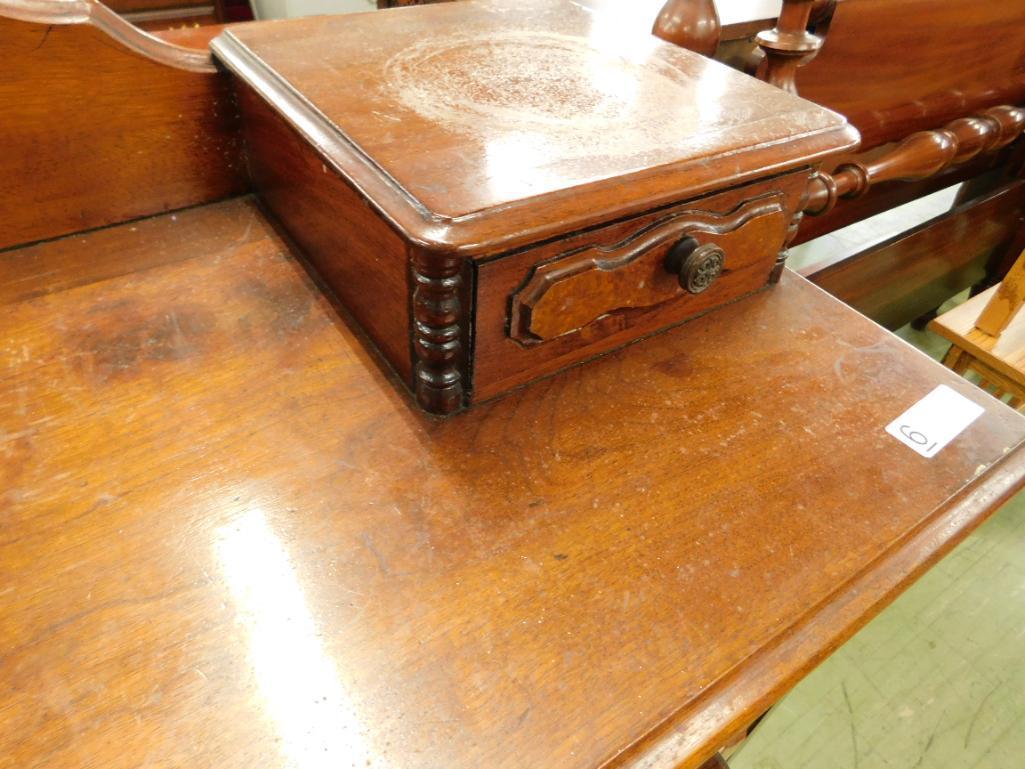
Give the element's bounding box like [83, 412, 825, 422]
[474, 174, 809, 402]
[234, 82, 415, 384]
[653, 0, 1025, 322]
[0, 5, 246, 250]
[793, 0, 1025, 151]
[808, 181, 1025, 330]
[805, 106, 1025, 216]
[0, 197, 264, 306]
[212, 0, 855, 413]
[3, 199, 1025, 769]
[213, 2, 855, 255]
[509, 194, 786, 343]
[793, 158, 1008, 247]
[652, 0, 720, 57]
[754, 0, 823, 94]
[702, 0, 1025, 324]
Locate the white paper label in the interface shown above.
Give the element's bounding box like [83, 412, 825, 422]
[885, 385, 985, 458]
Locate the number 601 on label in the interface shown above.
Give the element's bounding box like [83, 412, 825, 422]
[885, 385, 985, 459]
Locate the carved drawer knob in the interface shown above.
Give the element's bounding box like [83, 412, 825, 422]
[666, 237, 725, 294]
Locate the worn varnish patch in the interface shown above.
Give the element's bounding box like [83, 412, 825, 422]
[383, 30, 715, 156]
[66, 303, 217, 383]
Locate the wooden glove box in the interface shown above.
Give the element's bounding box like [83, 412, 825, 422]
[212, 0, 858, 414]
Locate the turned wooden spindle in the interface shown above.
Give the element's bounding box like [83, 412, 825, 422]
[652, 0, 721, 57]
[755, 0, 826, 93]
[805, 104, 1025, 215]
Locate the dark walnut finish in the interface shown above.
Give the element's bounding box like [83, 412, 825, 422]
[0, 0, 246, 250]
[3, 200, 1025, 769]
[211, 0, 857, 414]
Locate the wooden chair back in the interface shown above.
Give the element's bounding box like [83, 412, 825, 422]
[976, 249, 1025, 336]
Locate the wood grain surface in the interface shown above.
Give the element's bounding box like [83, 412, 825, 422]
[3, 199, 1025, 769]
[0, 14, 246, 250]
[474, 174, 807, 402]
[931, 284, 1025, 390]
[730, 490, 1025, 769]
[975, 249, 1025, 336]
[794, 0, 1025, 150]
[235, 82, 415, 383]
[212, 0, 856, 254]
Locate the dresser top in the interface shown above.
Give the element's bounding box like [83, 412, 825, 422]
[212, 0, 857, 253]
[4, 199, 1025, 769]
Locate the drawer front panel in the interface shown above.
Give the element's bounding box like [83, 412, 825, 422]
[472, 171, 809, 402]
[510, 195, 787, 344]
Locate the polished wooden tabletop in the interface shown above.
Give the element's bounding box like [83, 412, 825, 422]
[215, 0, 854, 227]
[2, 197, 1024, 769]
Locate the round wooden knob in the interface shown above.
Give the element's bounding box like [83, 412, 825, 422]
[666, 238, 725, 294]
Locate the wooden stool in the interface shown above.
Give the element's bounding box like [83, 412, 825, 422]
[931, 249, 1025, 408]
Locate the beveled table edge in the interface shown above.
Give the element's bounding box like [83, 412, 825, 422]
[603, 437, 1025, 769]
[211, 28, 860, 258]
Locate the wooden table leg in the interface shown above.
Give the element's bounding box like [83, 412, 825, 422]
[941, 344, 972, 375]
[699, 753, 730, 769]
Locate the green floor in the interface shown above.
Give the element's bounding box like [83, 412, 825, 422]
[731, 318, 1025, 769]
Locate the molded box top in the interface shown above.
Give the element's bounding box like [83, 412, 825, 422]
[212, 0, 858, 255]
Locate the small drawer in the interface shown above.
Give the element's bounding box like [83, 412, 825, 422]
[471, 171, 809, 402]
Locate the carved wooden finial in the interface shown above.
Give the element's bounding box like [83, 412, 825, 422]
[652, 0, 721, 58]
[755, 0, 826, 93]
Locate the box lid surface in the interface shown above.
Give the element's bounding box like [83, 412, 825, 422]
[213, 0, 858, 252]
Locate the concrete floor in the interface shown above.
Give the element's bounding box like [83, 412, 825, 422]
[731, 190, 1025, 769]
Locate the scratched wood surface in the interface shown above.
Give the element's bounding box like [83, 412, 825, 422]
[213, 0, 856, 252]
[2, 198, 1025, 769]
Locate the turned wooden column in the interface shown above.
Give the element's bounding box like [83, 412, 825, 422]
[652, 0, 721, 57]
[804, 105, 1025, 215]
[755, 0, 825, 93]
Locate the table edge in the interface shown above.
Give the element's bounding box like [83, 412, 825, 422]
[605, 437, 1025, 769]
